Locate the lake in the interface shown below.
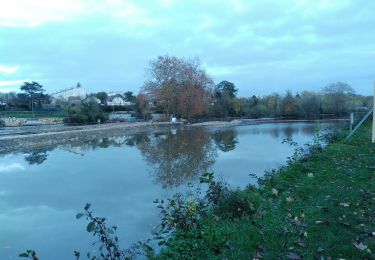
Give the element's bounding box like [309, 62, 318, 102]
[0, 122, 343, 259]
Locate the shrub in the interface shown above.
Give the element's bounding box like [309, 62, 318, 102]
[215, 190, 260, 219]
[64, 102, 107, 124]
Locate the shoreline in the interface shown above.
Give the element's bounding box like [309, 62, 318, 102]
[0, 119, 348, 154]
[156, 122, 374, 259]
[0, 122, 174, 154]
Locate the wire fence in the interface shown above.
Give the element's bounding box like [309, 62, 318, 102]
[0, 110, 67, 119]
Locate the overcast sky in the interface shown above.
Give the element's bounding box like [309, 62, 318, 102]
[0, 0, 374, 96]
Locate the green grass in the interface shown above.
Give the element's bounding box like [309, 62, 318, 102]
[156, 122, 375, 259]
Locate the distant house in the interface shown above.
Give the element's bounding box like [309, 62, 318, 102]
[51, 86, 87, 104]
[83, 96, 101, 104]
[107, 91, 125, 98]
[107, 94, 127, 106]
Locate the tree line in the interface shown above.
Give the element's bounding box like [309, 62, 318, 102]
[139, 55, 372, 120]
[0, 55, 372, 122]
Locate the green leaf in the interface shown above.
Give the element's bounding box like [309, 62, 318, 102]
[76, 213, 85, 219]
[19, 252, 29, 257]
[86, 222, 95, 232]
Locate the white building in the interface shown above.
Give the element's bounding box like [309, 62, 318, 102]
[107, 91, 125, 98]
[83, 96, 101, 104]
[107, 94, 127, 106]
[51, 86, 87, 103]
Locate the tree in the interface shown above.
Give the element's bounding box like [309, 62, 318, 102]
[322, 82, 355, 115]
[65, 101, 107, 124]
[143, 55, 213, 120]
[20, 81, 45, 114]
[124, 91, 136, 103]
[143, 56, 182, 119]
[281, 90, 298, 117]
[265, 93, 281, 116]
[176, 58, 213, 119]
[212, 81, 238, 116]
[216, 81, 237, 98]
[95, 92, 108, 105]
[299, 91, 321, 119]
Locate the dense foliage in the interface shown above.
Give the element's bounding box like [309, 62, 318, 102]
[137, 61, 372, 120]
[207, 82, 370, 119]
[64, 101, 107, 124]
[0, 81, 50, 111]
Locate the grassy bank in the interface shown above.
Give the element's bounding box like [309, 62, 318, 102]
[155, 122, 375, 259]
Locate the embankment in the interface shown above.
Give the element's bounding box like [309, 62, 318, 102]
[156, 122, 374, 259]
[0, 122, 174, 154]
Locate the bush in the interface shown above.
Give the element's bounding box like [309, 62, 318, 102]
[64, 102, 107, 124]
[215, 189, 260, 219]
[0, 119, 4, 127]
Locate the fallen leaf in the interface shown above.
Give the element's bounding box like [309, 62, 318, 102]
[272, 188, 278, 196]
[340, 202, 350, 207]
[285, 252, 302, 259]
[291, 218, 307, 227]
[294, 240, 305, 248]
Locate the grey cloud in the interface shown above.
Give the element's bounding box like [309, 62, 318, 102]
[0, 0, 374, 95]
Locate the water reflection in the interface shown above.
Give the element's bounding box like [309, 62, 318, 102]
[136, 128, 217, 188]
[212, 129, 238, 152]
[24, 151, 48, 165]
[17, 123, 338, 188]
[0, 122, 345, 259]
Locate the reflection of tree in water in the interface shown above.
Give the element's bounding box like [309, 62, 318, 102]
[24, 151, 48, 165]
[283, 126, 296, 140]
[136, 128, 217, 188]
[212, 129, 238, 152]
[123, 133, 150, 147]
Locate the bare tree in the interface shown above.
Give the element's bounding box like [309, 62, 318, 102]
[322, 82, 355, 115]
[177, 58, 213, 119]
[299, 91, 321, 119]
[143, 55, 213, 120]
[143, 56, 182, 119]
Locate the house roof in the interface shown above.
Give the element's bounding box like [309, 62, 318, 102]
[107, 94, 125, 102]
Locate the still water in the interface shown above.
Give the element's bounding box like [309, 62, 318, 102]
[0, 122, 342, 259]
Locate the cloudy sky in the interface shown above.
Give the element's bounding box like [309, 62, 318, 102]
[0, 0, 374, 96]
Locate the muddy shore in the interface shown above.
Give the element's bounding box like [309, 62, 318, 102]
[0, 122, 176, 154]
